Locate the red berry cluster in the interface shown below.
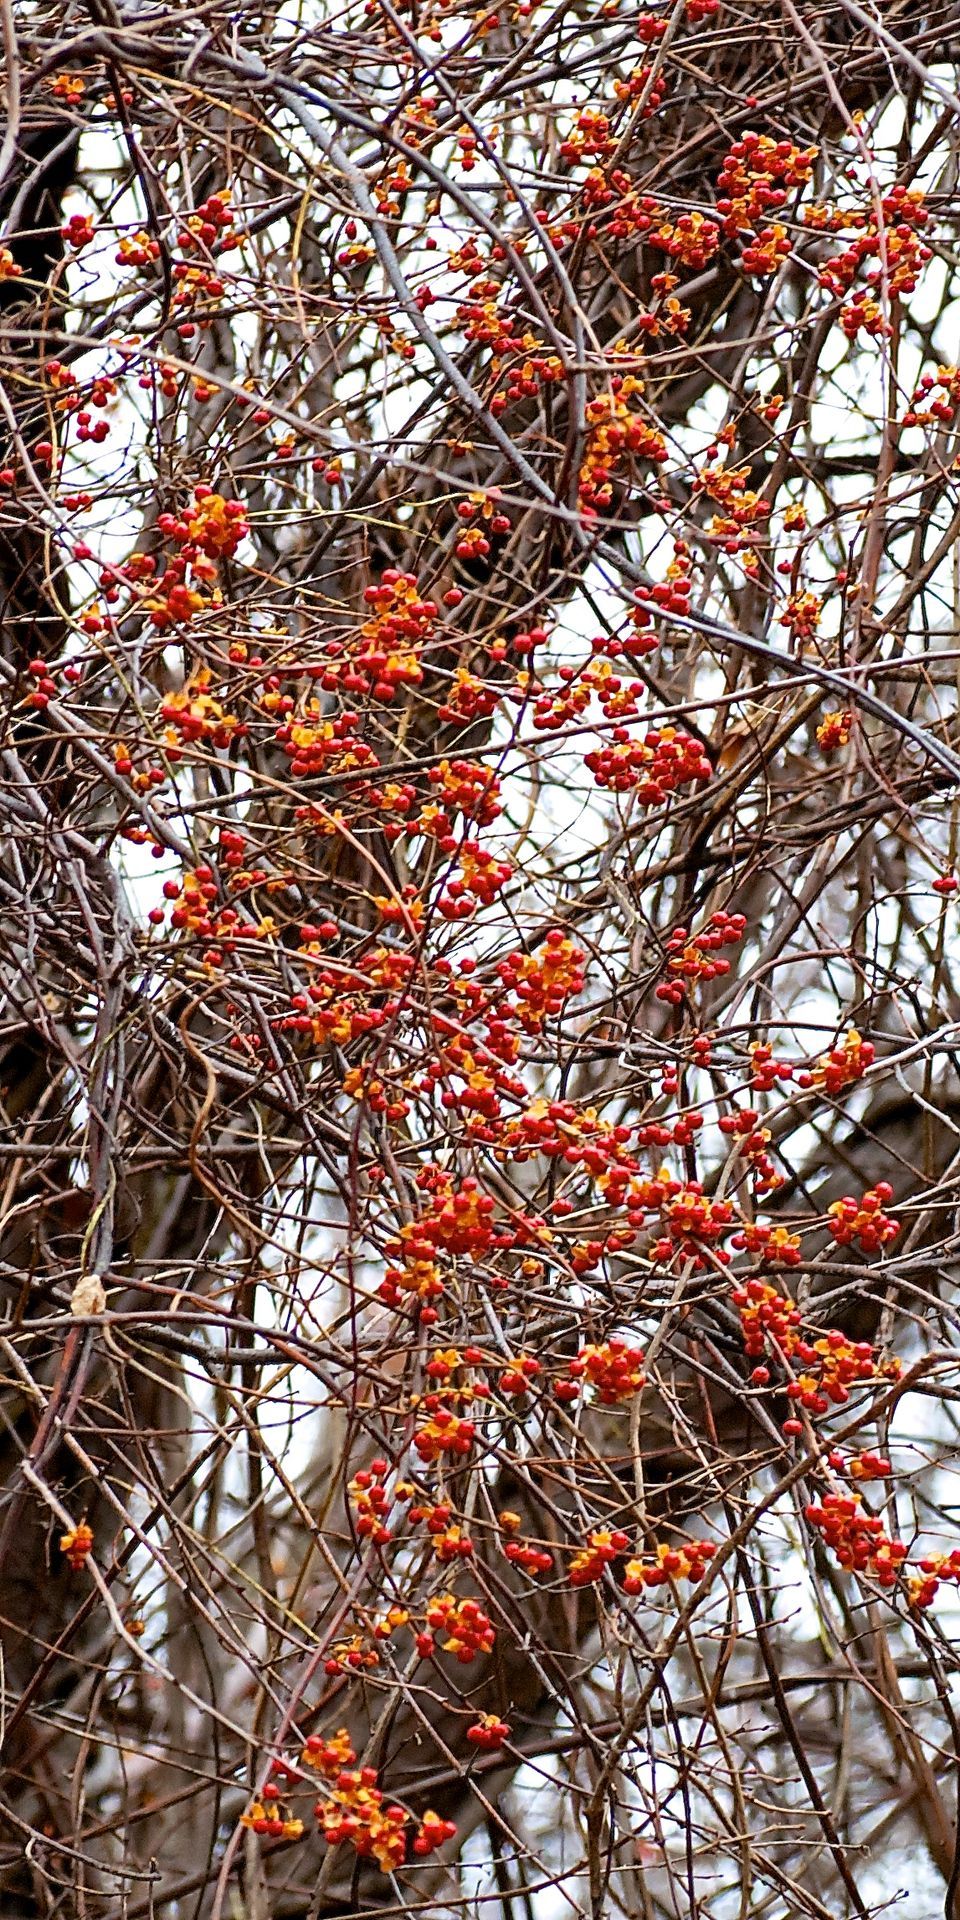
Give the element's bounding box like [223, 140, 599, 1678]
[656, 910, 746, 1003]
[117, 229, 160, 268]
[500, 1514, 554, 1577]
[437, 667, 500, 728]
[60, 1521, 94, 1570]
[323, 1632, 381, 1677]
[496, 929, 587, 1029]
[578, 378, 667, 518]
[827, 1182, 898, 1252]
[467, 1714, 510, 1749]
[654, 1187, 735, 1265]
[835, 1448, 892, 1481]
[423, 1594, 496, 1661]
[909, 1549, 960, 1611]
[813, 1028, 874, 1095]
[740, 223, 792, 275]
[611, 63, 668, 117]
[318, 1768, 408, 1871]
[569, 1528, 631, 1585]
[651, 211, 719, 271]
[804, 1492, 906, 1587]
[490, 349, 564, 413]
[903, 363, 960, 428]
[559, 107, 616, 167]
[413, 1810, 458, 1856]
[413, 1410, 477, 1463]
[622, 1538, 716, 1592]
[499, 1354, 541, 1396]
[241, 1788, 304, 1842]
[428, 1520, 475, 1564]
[731, 1220, 801, 1266]
[716, 133, 817, 237]
[732, 1278, 803, 1358]
[584, 724, 711, 799]
[633, 541, 695, 622]
[422, 759, 502, 838]
[569, 1338, 646, 1403]
[161, 666, 245, 749]
[418, 1172, 499, 1254]
[435, 843, 512, 921]
[749, 1041, 794, 1092]
[349, 1458, 392, 1543]
[785, 1329, 898, 1417]
[179, 189, 236, 253]
[718, 1110, 782, 1194]
[277, 707, 378, 781]
[733, 1278, 900, 1431]
[314, 571, 436, 703]
[816, 185, 931, 315]
[816, 709, 855, 752]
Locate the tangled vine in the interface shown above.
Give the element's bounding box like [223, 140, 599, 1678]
[4, 1, 960, 1916]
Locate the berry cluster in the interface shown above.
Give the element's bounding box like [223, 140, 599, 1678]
[731, 1220, 801, 1266]
[60, 1522, 94, 1570]
[241, 1790, 304, 1842]
[413, 1410, 477, 1463]
[696, 461, 771, 557]
[499, 1354, 541, 1397]
[903, 363, 960, 428]
[427, 1520, 475, 1564]
[437, 667, 500, 728]
[908, 1549, 960, 1611]
[827, 1183, 899, 1252]
[490, 353, 564, 415]
[816, 709, 855, 752]
[349, 1458, 392, 1543]
[422, 759, 502, 838]
[740, 223, 792, 275]
[716, 133, 817, 237]
[804, 1492, 906, 1587]
[278, 707, 378, 782]
[438, 842, 515, 921]
[500, 1512, 554, 1577]
[650, 210, 720, 271]
[584, 724, 711, 799]
[656, 910, 746, 1003]
[559, 107, 616, 167]
[654, 1187, 735, 1265]
[161, 665, 243, 749]
[496, 929, 587, 1029]
[569, 1528, 631, 1585]
[314, 571, 436, 703]
[319, 1772, 408, 1871]
[719, 1110, 782, 1195]
[785, 1330, 899, 1417]
[578, 378, 667, 517]
[569, 1338, 646, 1403]
[813, 1028, 874, 1095]
[733, 1278, 803, 1359]
[748, 1042, 795, 1092]
[423, 1594, 496, 1661]
[815, 184, 931, 318]
[631, 543, 695, 622]
[454, 489, 512, 559]
[733, 1278, 900, 1431]
[467, 1714, 511, 1749]
[622, 1538, 716, 1592]
[611, 63, 668, 116]
[117, 229, 160, 268]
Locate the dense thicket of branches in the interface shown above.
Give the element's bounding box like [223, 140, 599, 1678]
[4, 2, 960, 1915]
